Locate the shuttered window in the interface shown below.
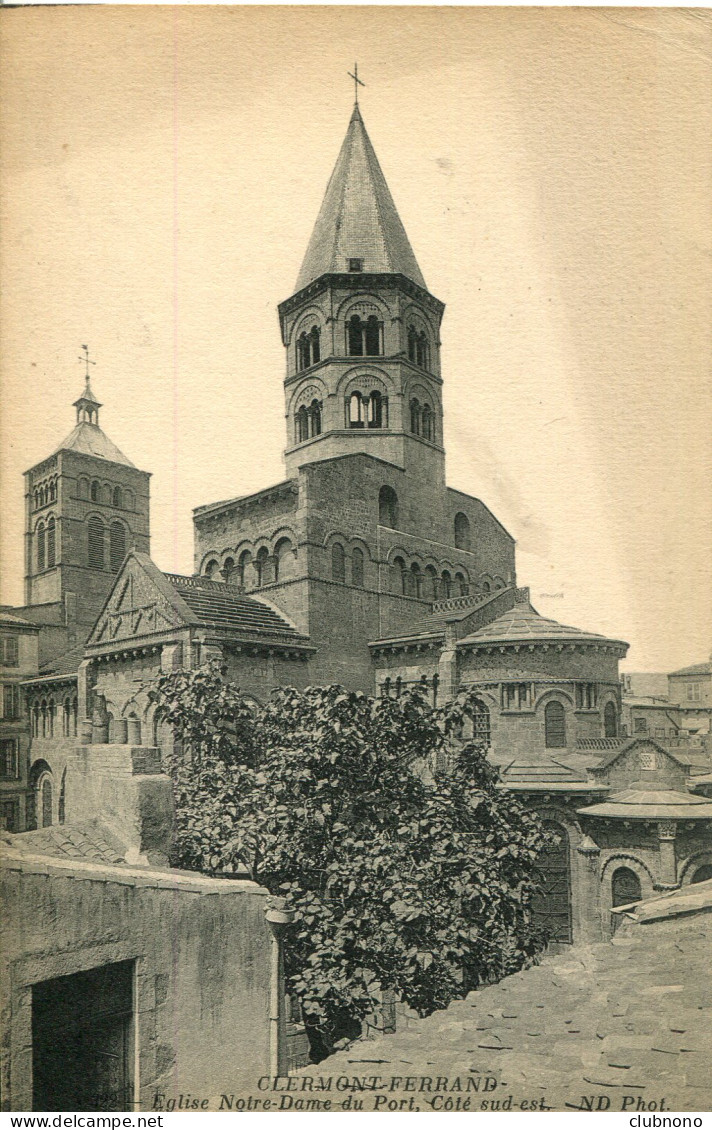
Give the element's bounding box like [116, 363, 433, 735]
[88, 517, 104, 569]
[110, 522, 126, 572]
[545, 700, 566, 748]
[47, 517, 56, 567]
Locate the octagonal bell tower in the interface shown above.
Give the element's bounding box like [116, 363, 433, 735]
[278, 104, 446, 486]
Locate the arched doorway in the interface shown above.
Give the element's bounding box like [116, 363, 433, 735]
[610, 866, 642, 932]
[544, 700, 567, 748]
[604, 701, 618, 738]
[532, 821, 572, 944]
[690, 863, 712, 884]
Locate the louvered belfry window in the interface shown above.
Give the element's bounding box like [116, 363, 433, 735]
[110, 522, 126, 572]
[88, 517, 104, 569]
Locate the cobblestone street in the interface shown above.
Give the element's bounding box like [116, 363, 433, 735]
[305, 892, 711, 1113]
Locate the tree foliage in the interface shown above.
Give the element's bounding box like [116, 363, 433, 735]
[151, 661, 553, 1056]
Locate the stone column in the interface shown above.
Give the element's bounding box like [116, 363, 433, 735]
[126, 716, 142, 745]
[437, 625, 458, 703]
[575, 834, 603, 942]
[110, 717, 128, 744]
[657, 821, 678, 888]
[77, 659, 94, 742]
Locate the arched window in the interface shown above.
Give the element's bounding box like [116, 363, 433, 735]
[113, 486, 122, 508]
[77, 477, 89, 500]
[47, 518, 56, 568]
[255, 546, 269, 587]
[441, 570, 452, 599]
[109, 521, 126, 572]
[296, 405, 309, 443]
[611, 867, 642, 909]
[331, 543, 346, 584]
[410, 399, 421, 435]
[223, 557, 235, 583]
[416, 331, 428, 369]
[58, 767, 66, 825]
[545, 700, 567, 748]
[308, 399, 322, 437]
[63, 697, 72, 737]
[426, 565, 439, 600]
[47, 698, 56, 738]
[348, 315, 363, 356]
[32, 702, 40, 737]
[90, 480, 100, 502]
[49, 480, 57, 502]
[124, 489, 134, 511]
[407, 325, 417, 364]
[274, 538, 293, 583]
[378, 485, 398, 528]
[421, 404, 433, 441]
[368, 391, 384, 429]
[41, 776, 53, 828]
[410, 562, 423, 598]
[310, 325, 320, 364]
[40, 700, 48, 738]
[482, 580, 491, 593]
[352, 547, 364, 588]
[37, 522, 46, 571]
[237, 550, 252, 589]
[454, 512, 471, 550]
[393, 556, 407, 595]
[347, 314, 382, 357]
[691, 863, 712, 884]
[349, 391, 364, 428]
[532, 822, 572, 943]
[297, 325, 321, 371]
[455, 572, 469, 596]
[204, 559, 219, 579]
[604, 701, 618, 739]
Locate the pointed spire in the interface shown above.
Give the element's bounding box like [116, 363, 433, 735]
[295, 107, 427, 293]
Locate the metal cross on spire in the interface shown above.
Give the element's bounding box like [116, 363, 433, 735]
[347, 63, 365, 106]
[78, 344, 96, 382]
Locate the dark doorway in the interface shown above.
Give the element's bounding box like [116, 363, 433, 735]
[32, 961, 134, 1111]
[532, 822, 572, 944]
[611, 866, 642, 909]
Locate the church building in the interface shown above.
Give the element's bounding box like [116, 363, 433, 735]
[3, 100, 711, 948]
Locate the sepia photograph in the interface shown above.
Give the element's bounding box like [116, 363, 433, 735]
[0, 5, 711, 1116]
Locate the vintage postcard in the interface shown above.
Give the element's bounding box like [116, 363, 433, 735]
[1, 5, 710, 1117]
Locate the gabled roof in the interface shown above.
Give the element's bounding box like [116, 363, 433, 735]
[295, 105, 427, 292]
[164, 573, 311, 643]
[669, 661, 712, 677]
[85, 552, 313, 654]
[54, 421, 135, 467]
[588, 736, 693, 773]
[458, 600, 628, 651]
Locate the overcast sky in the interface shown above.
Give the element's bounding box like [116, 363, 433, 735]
[1, 7, 710, 672]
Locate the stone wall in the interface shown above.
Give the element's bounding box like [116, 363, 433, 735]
[0, 859, 272, 1110]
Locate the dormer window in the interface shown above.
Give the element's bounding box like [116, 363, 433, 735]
[348, 258, 363, 272]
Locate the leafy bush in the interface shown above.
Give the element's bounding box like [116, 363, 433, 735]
[151, 661, 552, 1057]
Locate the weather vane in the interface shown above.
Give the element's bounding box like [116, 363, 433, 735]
[78, 344, 96, 381]
[347, 63, 365, 106]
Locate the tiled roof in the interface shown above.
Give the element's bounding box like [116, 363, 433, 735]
[669, 661, 712, 677]
[458, 601, 627, 649]
[5, 822, 126, 864]
[164, 574, 311, 644]
[578, 786, 712, 820]
[498, 758, 590, 785]
[33, 642, 86, 680]
[0, 609, 38, 629]
[304, 889, 712, 1110]
[295, 105, 427, 292]
[54, 421, 135, 466]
